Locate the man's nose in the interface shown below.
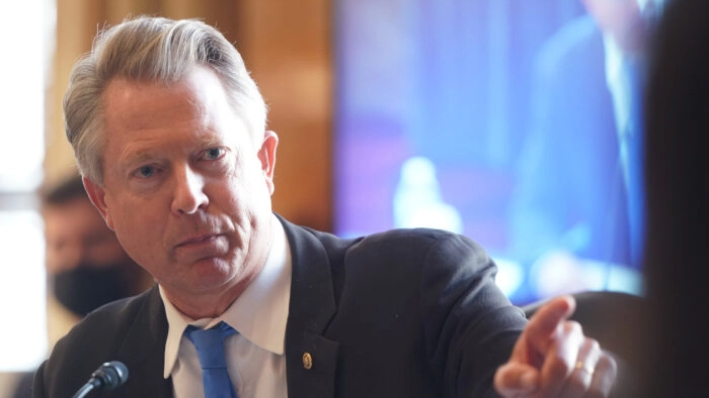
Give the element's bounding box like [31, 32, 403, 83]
[171, 165, 209, 215]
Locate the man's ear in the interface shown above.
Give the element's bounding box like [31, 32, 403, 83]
[258, 130, 279, 195]
[82, 176, 115, 230]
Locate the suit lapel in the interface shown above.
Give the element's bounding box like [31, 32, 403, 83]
[110, 286, 173, 397]
[280, 217, 340, 398]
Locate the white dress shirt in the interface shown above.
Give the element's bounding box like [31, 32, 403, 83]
[161, 215, 291, 398]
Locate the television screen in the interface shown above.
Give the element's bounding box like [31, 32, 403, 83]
[334, 0, 658, 304]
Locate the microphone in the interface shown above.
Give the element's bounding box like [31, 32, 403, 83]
[72, 361, 129, 398]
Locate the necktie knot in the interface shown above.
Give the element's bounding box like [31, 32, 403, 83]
[184, 322, 238, 398]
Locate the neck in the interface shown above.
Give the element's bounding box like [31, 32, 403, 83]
[166, 215, 276, 319]
[164, 258, 267, 319]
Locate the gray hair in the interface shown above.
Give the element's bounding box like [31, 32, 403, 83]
[64, 16, 268, 184]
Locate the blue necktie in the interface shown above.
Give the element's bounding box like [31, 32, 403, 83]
[185, 322, 238, 398]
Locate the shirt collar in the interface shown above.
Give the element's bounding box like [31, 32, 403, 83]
[161, 214, 292, 378]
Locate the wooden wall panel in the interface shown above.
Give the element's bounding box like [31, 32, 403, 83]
[45, 0, 102, 183]
[236, 0, 333, 231]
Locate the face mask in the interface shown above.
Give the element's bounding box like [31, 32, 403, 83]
[52, 264, 133, 317]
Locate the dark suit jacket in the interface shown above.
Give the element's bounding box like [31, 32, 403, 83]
[33, 217, 526, 397]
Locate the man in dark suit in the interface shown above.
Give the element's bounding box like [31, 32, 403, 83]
[34, 16, 617, 398]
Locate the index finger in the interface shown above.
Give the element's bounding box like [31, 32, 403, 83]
[524, 295, 576, 353]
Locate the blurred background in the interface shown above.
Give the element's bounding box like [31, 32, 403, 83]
[0, 0, 653, 395]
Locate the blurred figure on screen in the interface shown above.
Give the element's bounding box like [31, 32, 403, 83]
[41, 173, 153, 342]
[393, 156, 463, 233]
[508, 0, 665, 300]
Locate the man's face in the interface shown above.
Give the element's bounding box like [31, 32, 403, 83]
[44, 197, 129, 274]
[84, 66, 278, 308]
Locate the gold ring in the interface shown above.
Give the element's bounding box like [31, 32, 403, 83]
[575, 361, 594, 375]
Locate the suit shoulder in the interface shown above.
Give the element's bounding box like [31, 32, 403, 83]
[36, 287, 166, 397]
[299, 223, 489, 267]
[340, 228, 494, 282]
[278, 213, 482, 257]
[43, 288, 158, 375]
[357, 227, 485, 256]
[68, 287, 155, 341]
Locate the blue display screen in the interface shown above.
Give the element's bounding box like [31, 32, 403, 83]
[334, 1, 652, 304]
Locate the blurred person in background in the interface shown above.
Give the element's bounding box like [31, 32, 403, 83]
[41, 172, 153, 342]
[10, 173, 152, 398]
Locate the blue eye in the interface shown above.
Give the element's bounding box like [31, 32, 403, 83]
[137, 165, 155, 178]
[205, 148, 225, 160]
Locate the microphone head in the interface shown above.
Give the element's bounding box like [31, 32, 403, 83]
[92, 361, 129, 390]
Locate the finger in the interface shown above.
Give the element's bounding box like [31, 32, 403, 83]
[559, 337, 601, 397]
[523, 296, 576, 354]
[586, 352, 618, 398]
[494, 362, 539, 397]
[537, 320, 585, 397]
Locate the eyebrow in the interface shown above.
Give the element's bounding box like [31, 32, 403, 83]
[190, 135, 223, 149]
[119, 146, 158, 167]
[120, 134, 226, 164]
